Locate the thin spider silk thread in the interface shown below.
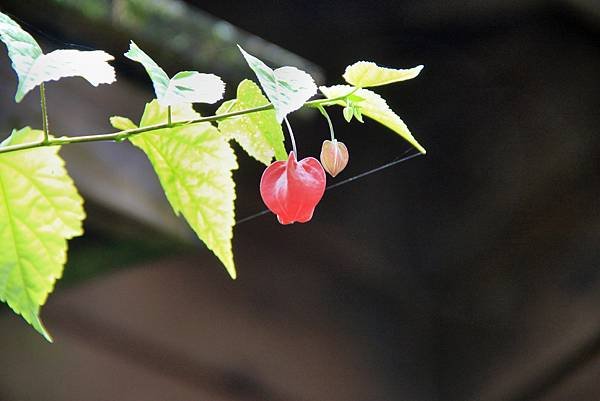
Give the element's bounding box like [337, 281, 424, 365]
[235, 150, 423, 226]
[5, 12, 97, 51]
[5, 12, 259, 59]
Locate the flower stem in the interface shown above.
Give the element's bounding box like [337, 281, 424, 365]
[283, 117, 297, 157]
[317, 105, 335, 141]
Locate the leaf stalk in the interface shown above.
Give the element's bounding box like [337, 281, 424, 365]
[39, 83, 49, 144]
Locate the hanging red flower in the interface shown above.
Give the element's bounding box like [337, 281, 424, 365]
[320, 139, 349, 177]
[260, 152, 326, 224]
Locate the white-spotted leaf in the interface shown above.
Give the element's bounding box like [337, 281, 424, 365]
[343, 61, 423, 88]
[216, 80, 286, 165]
[238, 46, 317, 122]
[0, 12, 115, 102]
[0, 127, 85, 341]
[124, 41, 225, 106]
[111, 101, 238, 278]
[320, 85, 426, 154]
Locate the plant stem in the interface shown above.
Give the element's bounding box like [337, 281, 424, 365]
[283, 117, 297, 157]
[40, 83, 49, 144]
[0, 90, 355, 155]
[317, 105, 335, 141]
[167, 105, 172, 125]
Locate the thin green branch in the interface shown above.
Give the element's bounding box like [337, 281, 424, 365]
[0, 90, 356, 155]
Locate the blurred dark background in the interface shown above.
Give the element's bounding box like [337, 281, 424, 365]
[0, 1, 599, 400]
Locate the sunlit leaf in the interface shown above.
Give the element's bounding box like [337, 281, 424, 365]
[112, 101, 238, 278]
[165, 71, 225, 105]
[343, 61, 423, 88]
[124, 41, 225, 106]
[238, 45, 317, 122]
[0, 12, 115, 102]
[0, 13, 42, 89]
[20, 50, 115, 100]
[320, 85, 426, 154]
[0, 128, 85, 341]
[353, 106, 364, 123]
[216, 80, 286, 165]
[343, 106, 354, 122]
[109, 116, 137, 131]
[123, 41, 169, 99]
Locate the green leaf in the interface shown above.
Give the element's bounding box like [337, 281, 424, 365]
[109, 116, 137, 131]
[124, 41, 225, 106]
[353, 106, 364, 123]
[238, 45, 317, 122]
[0, 127, 85, 341]
[123, 41, 169, 99]
[343, 61, 423, 88]
[0, 12, 115, 102]
[114, 101, 238, 278]
[216, 80, 286, 165]
[0, 13, 43, 89]
[343, 105, 354, 122]
[320, 85, 426, 154]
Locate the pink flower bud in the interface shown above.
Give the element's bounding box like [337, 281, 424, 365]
[320, 139, 349, 177]
[260, 152, 326, 224]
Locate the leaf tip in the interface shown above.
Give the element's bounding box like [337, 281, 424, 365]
[109, 115, 138, 131]
[219, 253, 237, 280]
[42, 330, 54, 343]
[415, 142, 427, 154]
[237, 45, 253, 63]
[124, 40, 139, 59]
[31, 314, 53, 342]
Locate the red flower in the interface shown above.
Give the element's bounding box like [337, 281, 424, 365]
[260, 152, 326, 224]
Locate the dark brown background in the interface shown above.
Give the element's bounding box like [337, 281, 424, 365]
[0, 1, 599, 400]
